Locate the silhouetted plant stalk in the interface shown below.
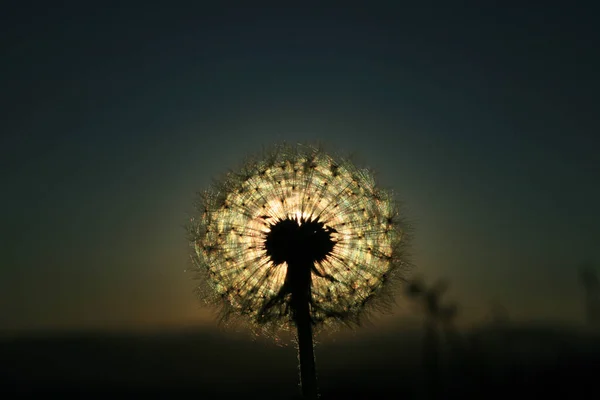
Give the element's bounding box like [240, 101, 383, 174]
[188, 143, 411, 398]
[407, 278, 458, 399]
[579, 262, 600, 329]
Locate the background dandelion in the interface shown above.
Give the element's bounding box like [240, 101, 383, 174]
[406, 277, 459, 398]
[188, 143, 410, 397]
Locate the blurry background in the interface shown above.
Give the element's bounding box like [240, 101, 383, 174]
[1, 2, 598, 398]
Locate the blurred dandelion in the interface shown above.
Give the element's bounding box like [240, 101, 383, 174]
[579, 262, 600, 328]
[188, 143, 410, 398]
[406, 277, 459, 399]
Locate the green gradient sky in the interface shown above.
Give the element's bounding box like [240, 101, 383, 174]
[1, 3, 598, 334]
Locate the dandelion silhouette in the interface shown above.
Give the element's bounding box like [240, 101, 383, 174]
[406, 277, 459, 399]
[188, 143, 409, 398]
[579, 263, 600, 328]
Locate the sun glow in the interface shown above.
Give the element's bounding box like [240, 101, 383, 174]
[189, 144, 407, 329]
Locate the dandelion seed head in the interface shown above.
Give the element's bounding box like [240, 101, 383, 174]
[188, 143, 410, 333]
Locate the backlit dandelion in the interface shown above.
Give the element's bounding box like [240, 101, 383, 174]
[188, 143, 410, 398]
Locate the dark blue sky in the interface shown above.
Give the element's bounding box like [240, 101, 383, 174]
[1, 3, 598, 333]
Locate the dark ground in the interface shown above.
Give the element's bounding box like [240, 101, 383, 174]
[1, 324, 598, 399]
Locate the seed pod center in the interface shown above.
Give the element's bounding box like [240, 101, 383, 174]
[264, 217, 336, 266]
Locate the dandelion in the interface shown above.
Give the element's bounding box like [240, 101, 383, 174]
[188, 143, 410, 398]
[406, 277, 458, 399]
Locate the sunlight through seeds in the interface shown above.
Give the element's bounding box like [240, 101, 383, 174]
[188, 143, 409, 332]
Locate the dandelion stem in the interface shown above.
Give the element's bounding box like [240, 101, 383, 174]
[290, 260, 319, 399]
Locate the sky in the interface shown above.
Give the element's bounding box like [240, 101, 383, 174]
[1, 2, 598, 335]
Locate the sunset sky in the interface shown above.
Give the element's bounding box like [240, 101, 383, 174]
[1, 2, 598, 335]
